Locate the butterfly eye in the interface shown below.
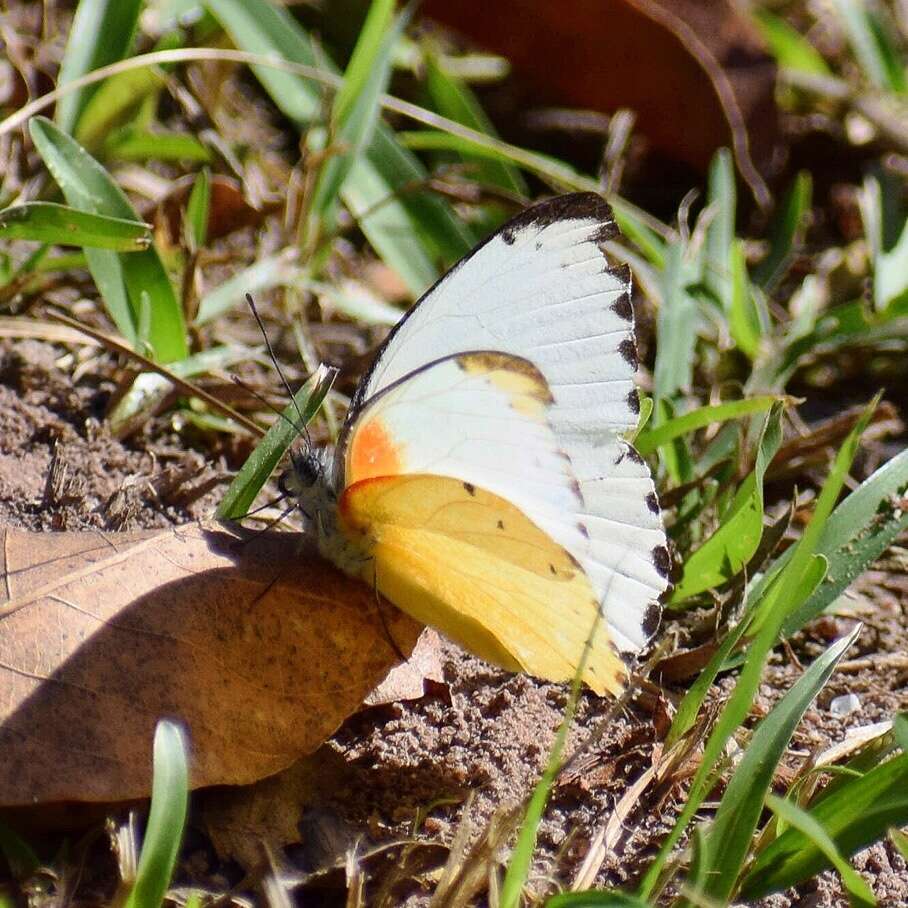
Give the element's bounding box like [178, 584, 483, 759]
[278, 449, 320, 498]
[277, 469, 296, 497]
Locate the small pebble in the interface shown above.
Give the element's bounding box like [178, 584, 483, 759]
[829, 693, 861, 717]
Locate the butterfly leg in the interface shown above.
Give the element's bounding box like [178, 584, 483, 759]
[368, 557, 408, 663]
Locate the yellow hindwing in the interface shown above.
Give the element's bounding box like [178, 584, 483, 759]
[338, 474, 626, 696]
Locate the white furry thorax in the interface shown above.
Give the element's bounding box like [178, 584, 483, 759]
[280, 446, 367, 576]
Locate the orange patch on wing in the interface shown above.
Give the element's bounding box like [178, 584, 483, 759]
[347, 418, 405, 483]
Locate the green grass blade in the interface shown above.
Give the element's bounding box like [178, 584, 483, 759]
[669, 403, 782, 602]
[500, 680, 587, 908]
[777, 447, 908, 636]
[76, 67, 168, 153]
[763, 795, 877, 908]
[769, 296, 908, 393]
[310, 278, 404, 327]
[202, 0, 323, 123]
[105, 129, 213, 164]
[29, 117, 188, 361]
[864, 10, 907, 94]
[108, 345, 252, 435]
[502, 615, 612, 908]
[752, 10, 832, 75]
[703, 148, 736, 314]
[896, 713, 908, 752]
[889, 828, 908, 861]
[653, 243, 697, 402]
[423, 52, 527, 195]
[396, 127, 525, 159]
[627, 394, 654, 445]
[831, 0, 906, 93]
[748, 390, 892, 635]
[185, 167, 211, 251]
[612, 205, 667, 270]
[639, 399, 876, 899]
[860, 173, 908, 312]
[0, 202, 151, 250]
[729, 238, 765, 357]
[55, 0, 143, 134]
[204, 0, 473, 294]
[748, 393, 881, 636]
[124, 720, 189, 908]
[348, 125, 476, 283]
[546, 892, 653, 907]
[684, 627, 860, 906]
[195, 254, 302, 325]
[332, 0, 397, 127]
[308, 0, 404, 233]
[878, 224, 908, 315]
[752, 171, 812, 290]
[740, 749, 908, 900]
[635, 395, 779, 456]
[653, 397, 694, 487]
[681, 826, 709, 904]
[663, 548, 806, 747]
[217, 364, 337, 519]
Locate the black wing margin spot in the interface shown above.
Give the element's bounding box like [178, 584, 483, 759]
[618, 338, 639, 369]
[652, 545, 671, 578]
[642, 601, 661, 639]
[611, 292, 634, 322]
[500, 192, 618, 246]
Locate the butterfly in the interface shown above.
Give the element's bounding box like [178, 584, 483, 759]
[284, 193, 670, 696]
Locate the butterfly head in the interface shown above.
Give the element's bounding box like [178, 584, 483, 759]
[280, 444, 324, 495]
[279, 442, 339, 527]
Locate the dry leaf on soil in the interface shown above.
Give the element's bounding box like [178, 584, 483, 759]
[200, 745, 358, 871]
[0, 522, 422, 806]
[147, 174, 266, 243]
[365, 628, 446, 706]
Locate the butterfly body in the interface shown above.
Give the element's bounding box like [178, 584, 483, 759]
[282, 447, 365, 575]
[287, 194, 669, 695]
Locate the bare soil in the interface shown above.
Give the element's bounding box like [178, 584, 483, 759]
[0, 335, 905, 906]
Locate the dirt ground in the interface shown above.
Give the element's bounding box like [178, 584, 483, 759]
[0, 334, 906, 906]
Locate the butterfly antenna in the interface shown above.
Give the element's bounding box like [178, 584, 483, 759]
[246, 500, 305, 545]
[240, 491, 294, 520]
[231, 374, 304, 438]
[245, 293, 313, 450]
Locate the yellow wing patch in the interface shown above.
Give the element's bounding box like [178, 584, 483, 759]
[339, 474, 626, 696]
[457, 351, 553, 417]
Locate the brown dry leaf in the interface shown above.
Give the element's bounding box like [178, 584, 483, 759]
[201, 746, 357, 871]
[365, 628, 447, 707]
[147, 174, 266, 243]
[0, 522, 422, 806]
[425, 0, 777, 203]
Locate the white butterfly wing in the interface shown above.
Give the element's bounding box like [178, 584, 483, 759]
[341, 193, 669, 652]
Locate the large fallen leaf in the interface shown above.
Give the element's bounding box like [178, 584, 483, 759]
[424, 0, 777, 204]
[0, 522, 421, 806]
[201, 745, 356, 870]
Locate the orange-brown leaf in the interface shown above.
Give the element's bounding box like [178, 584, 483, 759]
[0, 522, 421, 805]
[424, 0, 777, 204]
